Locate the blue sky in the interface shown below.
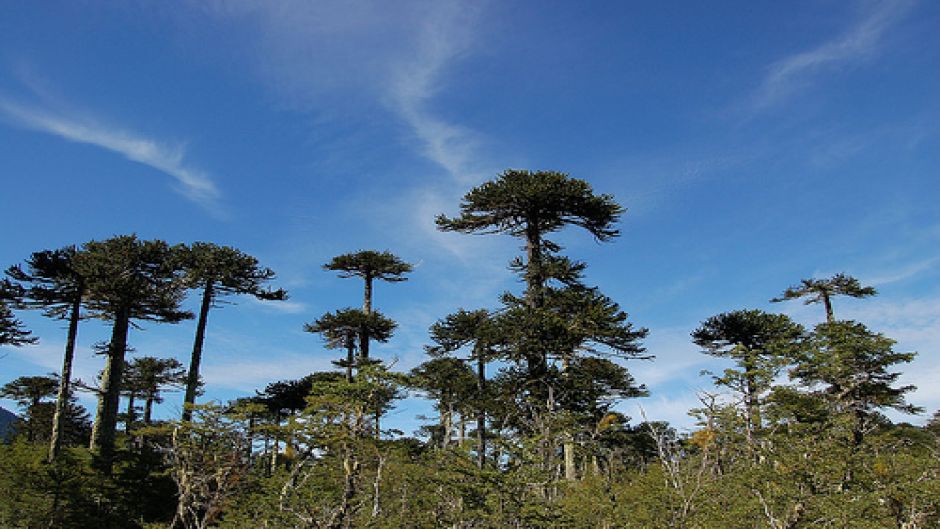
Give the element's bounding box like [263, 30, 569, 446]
[1, 0, 938, 432]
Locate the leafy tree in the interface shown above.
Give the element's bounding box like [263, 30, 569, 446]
[771, 273, 876, 323]
[0, 298, 34, 347]
[5, 247, 91, 462]
[692, 309, 804, 442]
[1, 375, 57, 442]
[427, 309, 498, 467]
[304, 309, 396, 382]
[410, 357, 477, 448]
[323, 250, 412, 359]
[180, 242, 287, 421]
[791, 321, 921, 447]
[123, 356, 186, 430]
[78, 235, 191, 473]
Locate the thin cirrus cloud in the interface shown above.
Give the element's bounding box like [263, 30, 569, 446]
[752, 0, 916, 110]
[0, 97, 222, 213]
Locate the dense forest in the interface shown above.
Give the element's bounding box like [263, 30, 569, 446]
[1, 170, 937, 528]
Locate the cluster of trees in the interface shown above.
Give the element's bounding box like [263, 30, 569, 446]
[0, 170, 937, 528]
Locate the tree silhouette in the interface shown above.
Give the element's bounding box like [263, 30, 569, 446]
[323, 250, 411, 359]
[179, 242, 286, 421]
[5, 246, 89, 461]
[0, 297, 33, 347]
[304, 309, 396, 382]
[772, 273, 876, 323]
[427, 309, 498, 467]
[436, 169, 625, 375]
[692, 309, 804, 443]
[79, 235, 191, 473]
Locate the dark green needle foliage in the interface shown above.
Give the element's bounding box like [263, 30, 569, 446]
[772, 273, 877, 323]
[0, 298, 34, 346]
[792, 320, 921, 446]
[304, 308, 396, 381]
[410, 357, 477, 448]
[123, 356, 186, 426]
[323, 250, 412, 359]
[78, 235, 191, 473]
[692, 309, 804, 437]
[179, 242, 287, 421]
[6, 246, 89, 461]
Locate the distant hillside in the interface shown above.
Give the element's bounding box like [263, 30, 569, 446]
[0, 406, 19, 440]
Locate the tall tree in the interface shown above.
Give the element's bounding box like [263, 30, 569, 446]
[436, 169, 624, 375]
[427, 309, 497, 467]
[791, 321, 921, 447]
[323, 250, 411, 359]
[79, 235, 191, 472]
[771, 273, 876, 323]
[438, 170, 645, 482]
[180, 242, 287, 421]
[692, 310, 804, 444]
[304, 309, 396, 382]
[5, 246, 89, 461]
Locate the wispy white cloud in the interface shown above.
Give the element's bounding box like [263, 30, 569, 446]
[385, 1, 488, 183]
[247, 297, 309, 315]
[753, 0, 915, 109]
[0, 97, 222, 213]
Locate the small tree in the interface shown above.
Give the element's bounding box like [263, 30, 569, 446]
[323, 251, 411, 359]
[304, 309, 396, 382]
[180, 242, 287, 421]
[0, 299, 34, 347]
[692, 309, 804, 443]
[772, 273, 876, 323]
[791, 321, 921, 448]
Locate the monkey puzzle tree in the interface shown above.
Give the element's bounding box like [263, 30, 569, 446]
[438, 170, 646, 482]
[0, 298, 33, 347]
[771, 273, 876, 323]
[304, 309, 396, 382]
[78, 235, 191, 473]
[436, 169, 624, 376]
[410, 357, 477, 449]
[692, 309, 804, 444]
[427, 309, 498, 467]
[323, 250, 411, 360]
[123, 356, 187, 430]
[180, 242, 287, 421]
[791, 321, 920, 448]
[0, 375, 57, 442]
[5, 246, 90, 461]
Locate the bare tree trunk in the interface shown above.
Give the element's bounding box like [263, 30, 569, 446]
[476, 356, 486, 469]
[90, 305, 130, 474]
[183, 282, 213, 421]
[48, 292, 82, 463]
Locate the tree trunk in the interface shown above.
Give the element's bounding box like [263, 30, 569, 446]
[564, 440, 577, 481]
[144, 396, 154, 424]
[822, 293, 834, 323]
[361, 275, 372, 360]
[48, 291, 81, 463]
[90, 305, 131, 474]
[345, 336, 355, 383]
[183, 281, 213, 421]
[125, 393, 136, 434]
[476, 355, 486, 469]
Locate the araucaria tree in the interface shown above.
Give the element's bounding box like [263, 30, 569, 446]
[6, 246, 89, 461]
[323, 250, 411, 360]
[692, 309, 804, 444]
[179, 242, 286, 421]
[304, 309, 396, 382]
[79, 235, 191, 472]
[772, 273, 876, 323]
[0, 297, 33, 347]
[437, 169, 647, 481]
